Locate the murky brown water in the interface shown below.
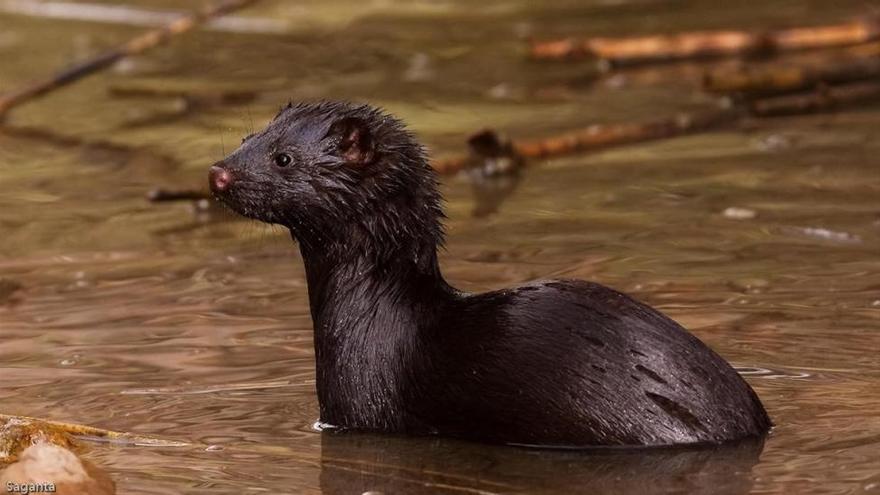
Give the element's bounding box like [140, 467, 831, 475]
[2, 1, 879, 493]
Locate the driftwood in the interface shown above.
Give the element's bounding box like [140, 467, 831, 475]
[748, 80, 880, 116]
[704, 56, 880, 95]
[147, 81, 880, 200]
[0, 0, 259, 120]
[0, 0, 286, 34]
[530, 18, 880, 66]
[0, 124, 180, 171]
[108, 84, 258, 105]
[435, 74, 880, 175]
[147, 109, 737, 202]
[108, 84, 260, 128]
[147, 188, 211, 202]
[432, 108, 739, 175]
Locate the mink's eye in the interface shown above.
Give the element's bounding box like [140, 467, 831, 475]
[274, 153, 292, 168]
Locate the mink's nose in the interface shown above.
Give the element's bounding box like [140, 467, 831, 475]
[209, 164, 234, 193]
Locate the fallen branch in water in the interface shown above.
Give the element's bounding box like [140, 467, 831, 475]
[516, 109, 736, 158]
[148, 110, 737, 199]
[747, 80, 880, 116]
[433, 87, 880, 176]
[107, 83, 261, 128]
[529, 18, 880, 66]
[108, 83, 258, 105]
[147, 187, 211, 202]
[704, 56, 880, 96]
[148, 83, 880, 197]
[0, 0, 260, 120]
[0, 124, 180, 170]
[0, 0, 286, 34]
[431, 108, 739, 175]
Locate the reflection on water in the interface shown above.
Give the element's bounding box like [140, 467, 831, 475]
[1, 0, 880, 493]
[319, 433, 765, 495]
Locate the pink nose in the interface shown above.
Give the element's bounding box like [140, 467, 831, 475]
[209, 165, 233, 192]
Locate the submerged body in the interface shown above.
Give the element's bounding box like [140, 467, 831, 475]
[209, 101, 771, 447]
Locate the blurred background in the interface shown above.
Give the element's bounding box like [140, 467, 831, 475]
[1, 1, 879, 494]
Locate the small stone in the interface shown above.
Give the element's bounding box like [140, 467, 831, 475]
[1, 443, 115, 495]
[112, 57, 137, 74]
[604, 73, 628, 89]
[796, 227, 861, 244]
[754, 133, 795, 152]
[722, 207, 757, 220]
[486, 83, 512, 100]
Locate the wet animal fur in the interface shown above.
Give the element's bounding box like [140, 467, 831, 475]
[210, 101, 771, 446]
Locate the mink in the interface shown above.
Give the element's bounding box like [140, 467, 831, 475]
[208, 101, 771, 447]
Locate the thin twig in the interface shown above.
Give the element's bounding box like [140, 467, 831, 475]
[0, 0, 286, 34]
[108, 84, 258, 105]
[530, 18, 880, 66]
[431, 108, 739, 175]
[147, 188, 211, 202]
[0, 124, 180, 169]
[748, 80, 880, 116]
[704, 56, 880, 95]
[0, 0, 260, 120]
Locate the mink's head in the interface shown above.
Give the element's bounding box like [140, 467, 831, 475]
[209, 101, 444, 262]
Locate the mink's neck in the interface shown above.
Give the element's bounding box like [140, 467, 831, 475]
[299, 238, 453, 324]
[295, 230, 456, 429]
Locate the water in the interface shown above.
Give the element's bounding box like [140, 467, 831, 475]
[1, 1, 879, 493]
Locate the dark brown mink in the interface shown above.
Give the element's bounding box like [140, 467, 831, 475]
[208, 101, 771, 447]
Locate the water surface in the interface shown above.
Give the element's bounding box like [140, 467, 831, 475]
[1, 1, 879, 493]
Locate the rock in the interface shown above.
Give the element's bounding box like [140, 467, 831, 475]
[722, 207, 757, 220]
[1, 443, 115, 495]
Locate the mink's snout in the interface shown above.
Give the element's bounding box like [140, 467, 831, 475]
[209, 164, 234, 193]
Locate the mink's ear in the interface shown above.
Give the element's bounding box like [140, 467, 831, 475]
[326, 117, 375, 167]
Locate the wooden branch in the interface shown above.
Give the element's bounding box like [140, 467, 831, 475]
[0, 0, 259, 120]
[530, 18, 880, 65]
[516, 109, 736, 158]
[0, 124, 179, 169]
[147, 188, 211, 202]
[108, 84, 258, 105]
[431, 108, 738, 175]
[153, 85, 875, 200]
[704, 56, 880, 95]
[748, 80, 880, 116]
[0, 0, 286, 34]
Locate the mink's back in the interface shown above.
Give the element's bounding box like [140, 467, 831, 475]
[416, 279, 771, 446]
